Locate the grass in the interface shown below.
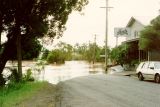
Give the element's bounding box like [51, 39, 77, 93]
[0, 81, 50, 107]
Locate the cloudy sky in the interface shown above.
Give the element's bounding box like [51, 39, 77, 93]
[53, 0, 160, 48]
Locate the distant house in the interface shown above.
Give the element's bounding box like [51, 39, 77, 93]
[123, 16, 160, 62]
[126, 17, 145, 41]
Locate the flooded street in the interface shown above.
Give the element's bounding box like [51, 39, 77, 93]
[5, 61, 105, 84]
[41, 61, 104, 84]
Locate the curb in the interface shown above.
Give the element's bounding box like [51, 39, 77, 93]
[114, 71, 137, 77]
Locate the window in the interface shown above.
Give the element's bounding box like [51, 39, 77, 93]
[141, 63, 145, 68]
[143, 62, 149, 69]
[154, 62, 160, 69]
[134, 31, 139, 38]
[148, 62, 154, 68]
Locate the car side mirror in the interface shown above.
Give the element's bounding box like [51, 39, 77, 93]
[150, 67, 154, 70]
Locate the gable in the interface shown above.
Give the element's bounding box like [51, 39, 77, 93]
[126, 17, 146, 40]
[126, 17, 145, 28]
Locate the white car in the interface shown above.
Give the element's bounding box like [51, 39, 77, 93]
[136, 61, 160, 83]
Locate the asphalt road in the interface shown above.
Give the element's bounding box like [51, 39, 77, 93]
[56, 74, 160, 107]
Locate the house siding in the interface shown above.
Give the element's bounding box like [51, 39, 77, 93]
[124, 17, 160, 63]
[126, 21, 145, 41]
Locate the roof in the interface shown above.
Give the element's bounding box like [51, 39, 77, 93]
[122, 38, 139, 44]
[126, 16, 153, 27]
[126, 17, 136, 27]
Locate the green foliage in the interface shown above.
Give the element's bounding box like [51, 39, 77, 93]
[131, 59, 139, 67]
[84, 44, 95, 62]
[11, 39, 42, 60]
[8, 68, 21, 83]
[0, 0, 88, 86]
[0, 0, 89, 40]
[8, 68, 35, 84]
[45, 42, 106, 63]
[73, 43, 107, 62]
[34, 60, 46, 74]
[46, 42, 74, 64]
[73, 43, 88, 60]
[55, 42, 73, 60]
[47, 49, 65, 64]
[0, 82, 51, 107]
[0, 74, 5, 88]
[41, 48, 49, 60]
[139, 16, 160, 51]
[110, 44, 129, 65]
[96, 46, 108, 62]
[22, 39, 42, 60]
[23, 69, 34, 82]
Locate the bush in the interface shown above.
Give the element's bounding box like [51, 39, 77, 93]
[23, 69, 34, 81]
[47, 49, 65, 64]
[8, 68, 21, 83]
[41, 49, 49, 60]
[110, 44, 129, 65]
[7, 68, 35, 86]
[131, 59, 139, 67]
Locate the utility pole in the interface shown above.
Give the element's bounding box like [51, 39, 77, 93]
[101, 0, 113, 71]
[105, 0, 108, 71]
[93, 34, 97, 64]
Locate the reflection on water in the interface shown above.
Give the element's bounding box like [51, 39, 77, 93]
[5, 61, 105, 84]
[39, 61, 104, 84]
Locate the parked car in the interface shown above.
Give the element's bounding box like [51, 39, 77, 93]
[136, 61, 160, 83]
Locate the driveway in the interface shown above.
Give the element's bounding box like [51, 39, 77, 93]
[56, 74, 160, 107]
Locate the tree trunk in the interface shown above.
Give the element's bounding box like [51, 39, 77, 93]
[0, 13, 2, 45]
[17, 31, 22, 79]
[0, 14, 5, 86]
[0, 57, 7, 86]
[0, 22, 1, 46]
[0, 38, 17, 86]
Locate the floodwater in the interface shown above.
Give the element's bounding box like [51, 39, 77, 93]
[5, 61, 105, 84]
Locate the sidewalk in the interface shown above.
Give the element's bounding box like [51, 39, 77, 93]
[113, 71, 137, 77]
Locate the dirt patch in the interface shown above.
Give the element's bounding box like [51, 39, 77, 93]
[17, 83, 58, 107]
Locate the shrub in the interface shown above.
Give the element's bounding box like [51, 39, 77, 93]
[8, 68, 20, 83]
[41, 49, 49, 60]
[47, 49, 65, 64]
[23, 69, 34, 82]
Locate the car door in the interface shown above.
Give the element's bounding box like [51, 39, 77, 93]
[153, 62, 160, 74]
[141, 62, 149, 75]
[147, 62, 155, 79]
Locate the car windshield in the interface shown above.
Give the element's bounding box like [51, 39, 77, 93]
[154, 62, 160, 69]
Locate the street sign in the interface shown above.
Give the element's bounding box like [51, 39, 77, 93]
[114, 27, 130, 37]
[100, 55, 105, 58]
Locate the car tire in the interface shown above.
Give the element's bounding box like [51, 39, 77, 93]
[138, 73, 144, 81]
[154, 74, 160, 83]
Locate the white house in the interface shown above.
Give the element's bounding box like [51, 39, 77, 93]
[125, 17, 146, 41]
[122, 17, 149, 62]
[123, 16, 160, 61]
